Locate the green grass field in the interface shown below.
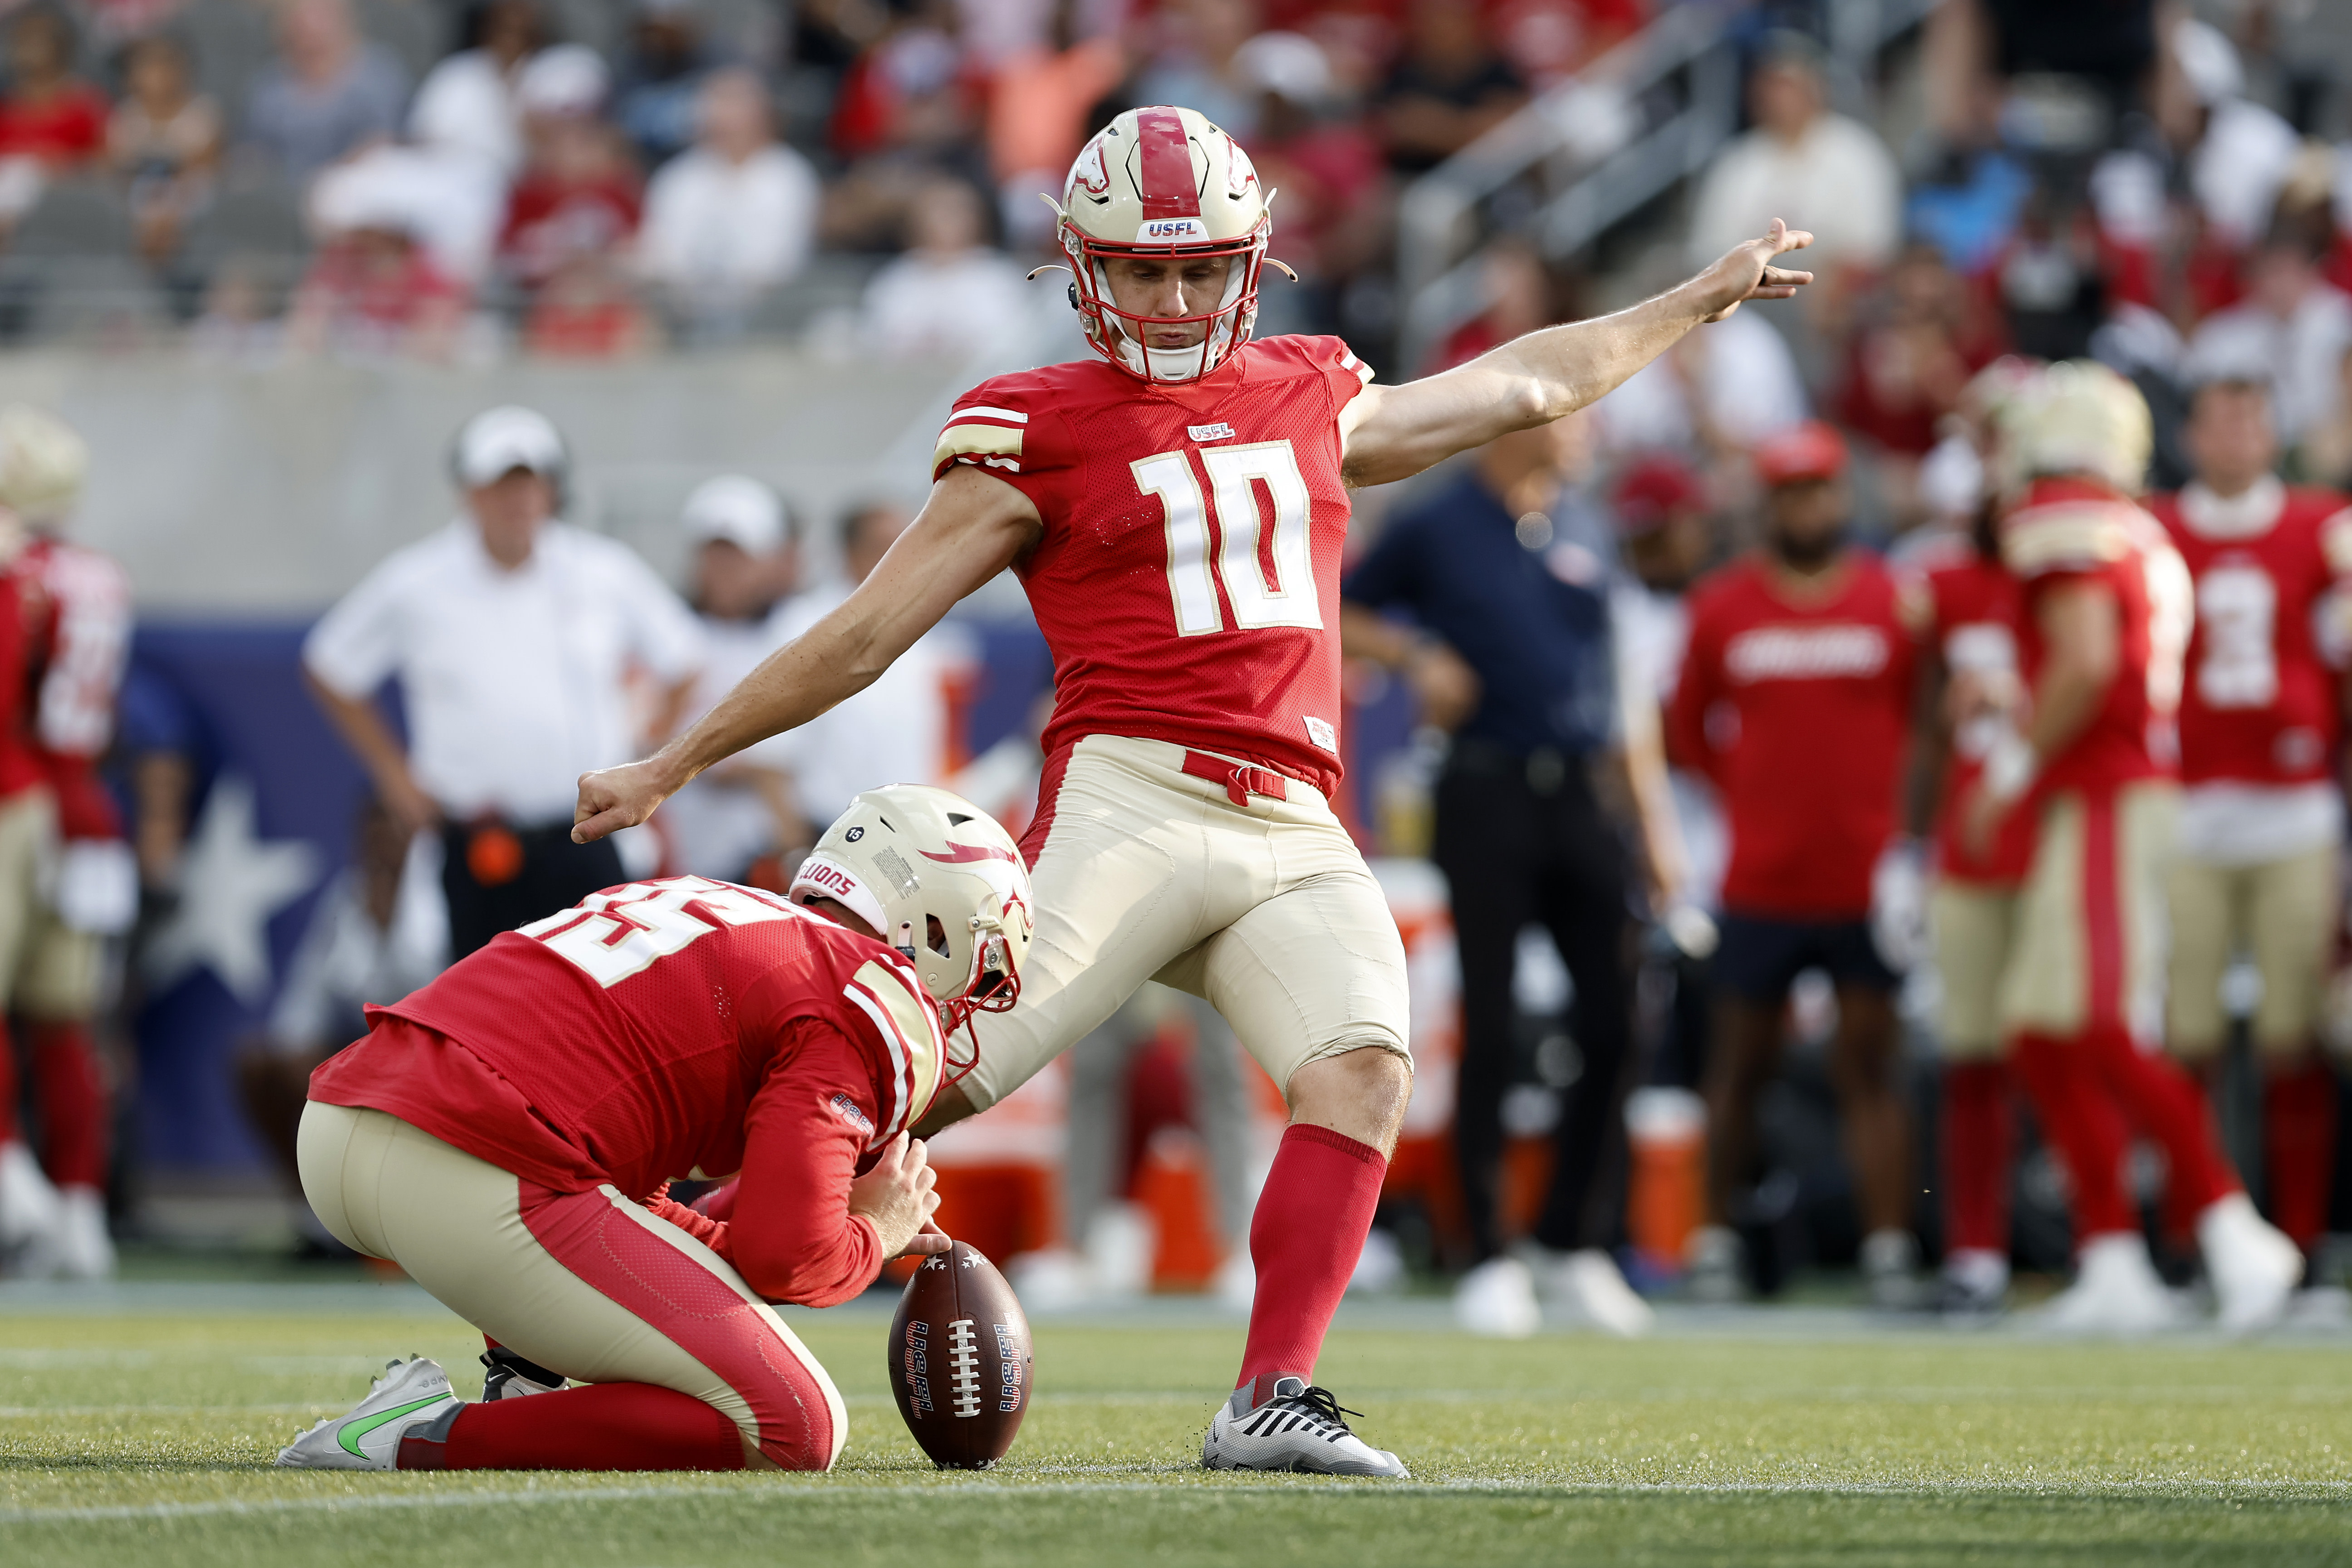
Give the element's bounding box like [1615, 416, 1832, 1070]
[5, 1291, 2352, 1566]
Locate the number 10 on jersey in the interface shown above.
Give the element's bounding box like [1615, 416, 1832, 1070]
[1133, 440, 1323, 636]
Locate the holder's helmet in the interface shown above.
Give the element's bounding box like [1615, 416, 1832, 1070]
[1052, 105, 1272, 384]
[788, 784, 1033, 1084]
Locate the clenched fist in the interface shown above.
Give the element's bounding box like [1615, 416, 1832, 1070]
[572, 756, 683, 845]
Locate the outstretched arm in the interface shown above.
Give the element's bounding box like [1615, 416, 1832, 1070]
[574, 465, 1041, 843]
[1339, 221, 1815, 489]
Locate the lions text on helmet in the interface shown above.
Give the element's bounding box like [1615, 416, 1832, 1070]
[1045, 106, 1287, 385]
[787, 784, 1034, 1084]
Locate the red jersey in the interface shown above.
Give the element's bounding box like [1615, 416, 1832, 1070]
[309, 877, 949, 1307]
[1909, 530, 2036, 887]
[932, 335, 1375, 798]
[1998, 476, 2192, 794]
[17, 535, 130, 839]
[2148, 478, 2352, 789]
[0, 560, 44, 804]
[1667, 552, 1922, 919]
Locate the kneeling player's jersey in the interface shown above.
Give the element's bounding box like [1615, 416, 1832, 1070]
[933, 335, 1375, 798]
[1998, 476, 2192, 794]
[2149, 478, 2352, 789]
[310, 877, 947, 1303]
[1909, 529, 2035, 887]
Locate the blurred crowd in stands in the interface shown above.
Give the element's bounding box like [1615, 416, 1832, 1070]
[0, 0, 1640, 358]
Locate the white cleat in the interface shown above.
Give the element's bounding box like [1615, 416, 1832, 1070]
[479, 1347, 565, 1400]
[2198, 1193, 2303, 1334]
[0, 1140, 61, 1268]
[1683, 1224, 1747, 1304]
[1202, 1377, 1408, 1477]
[275, 1357, 460, 1469]
[1453, 1255, 1540, 1338]
[1861, 1228, 1925, 1312]
[2037, 1233, 2182, 1336]
[1938, 1248, 2010, 1323]
[1534, 1247, 1654, 1338]
[48, 1186, 114, 1280]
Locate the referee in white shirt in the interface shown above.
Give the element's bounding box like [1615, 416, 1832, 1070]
[303, 406, 705, 957]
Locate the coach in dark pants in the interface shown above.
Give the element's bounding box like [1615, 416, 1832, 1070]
[1343, 419, 1668, 1338]
[304, 407, 705, 959]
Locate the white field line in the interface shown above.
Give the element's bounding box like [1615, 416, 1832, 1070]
[5, 1475, 2352, 1526]
[0, 1406, 323, 1418]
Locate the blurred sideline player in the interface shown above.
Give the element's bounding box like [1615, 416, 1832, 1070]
[1902, 433, 2035, 1318]
[764, 500, 974, 830]
[1666, 420, 1926, 1308]
[658, 476, 806, 883]
[576, 105, 1817, 1474]
[2149, 374, 2351, 1261]
[0, 406, 130, 1279]
[1957, 362, 2301, 1332]
[277, 787, 1027, 1472]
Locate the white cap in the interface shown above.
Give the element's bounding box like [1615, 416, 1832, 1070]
[517, 43, 609, 117]
[309, 153, 424, 237]
[454, 406, 567, 487]
[2173, 18, 2242, 108]
[681, 474, 786, 554]
[1234, 31, 1331, 105]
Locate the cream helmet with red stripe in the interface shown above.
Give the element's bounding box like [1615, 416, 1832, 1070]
[1051, 104, 1274, 384]
[1991, 359, 2153, 497]
[788, 784, 1033, 1084]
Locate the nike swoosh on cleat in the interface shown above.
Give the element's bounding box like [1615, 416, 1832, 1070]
[336, 1396, 447, 1457]
[918, 844, 1018, 864]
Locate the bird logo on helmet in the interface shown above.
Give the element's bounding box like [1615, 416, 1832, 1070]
[1036, 105, 1293, 386]
[787, 784, 1034, 1088]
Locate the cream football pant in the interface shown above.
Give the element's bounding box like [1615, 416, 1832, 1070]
[1997, 782, 2176, 1045]
[1930, 879, 2022, 1063]
[296, 1102, 847, 1470]
[963, 735, 1413, 1112]
[2165, 843, 2337, 1060]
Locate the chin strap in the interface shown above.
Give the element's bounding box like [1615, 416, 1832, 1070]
[935, 918, 1018, 1088]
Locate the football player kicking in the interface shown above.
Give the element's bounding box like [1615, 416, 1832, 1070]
[276, 787, 1030, 1471]
[573, 105, 1815, 1476]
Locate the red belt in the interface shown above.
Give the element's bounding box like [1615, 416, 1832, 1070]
[1180, 749, 1297, 809]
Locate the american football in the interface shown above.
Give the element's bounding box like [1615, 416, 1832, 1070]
[888, 1240, 1032, 1469]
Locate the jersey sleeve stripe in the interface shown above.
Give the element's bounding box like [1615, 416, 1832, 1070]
[2002, 506, 2131, 576]
[841, 982, 912, 1146]
[951, 406, 1029, 425]
[933, 423, 1026, 473]
[847, 959, 943, 1141]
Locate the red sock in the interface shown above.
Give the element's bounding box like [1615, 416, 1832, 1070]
[2009, 1032, 2135, 1239]
[1942, 1061, 2013, 1254]
[2089, 1029, 2237, 1216]
[1235, 1123, 1386, 1401]
[399, 1383, 745, 1471]
[28, 1023, 106, 1189]
[2264, 1056, 2339, 1251]
[0, 1017, 17, 1144]
[2156, 1066, 2219, 1247]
